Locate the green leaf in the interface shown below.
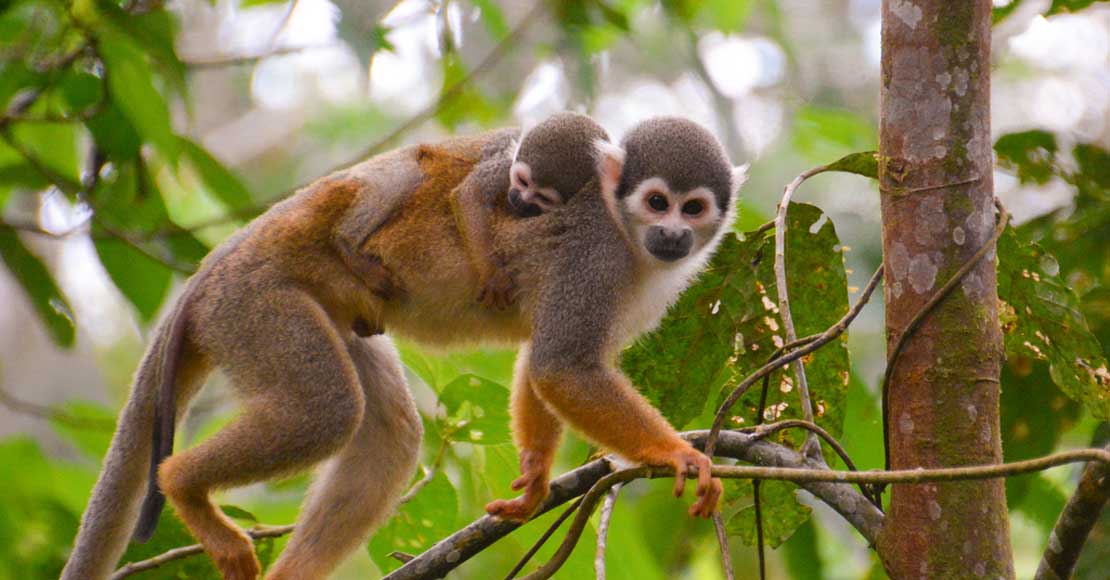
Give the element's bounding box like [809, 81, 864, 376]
[825, 151, 878, 179]
[437, 374, 512, 445]
[97, 4, 186, 95]
[725, 479, 812, 547]
[0, 438, 85, 578]
[50, 401, 116, 459]
[434, 51, 499, 130]
[781, 518, 825, 578]
[180, 138, 253, 211]
[94, 236, 173, 322]
[219, 505, 259, 523]
[85, 103, 143, 161]
[1047, 0, 1109, 15]
[994, 130, 1058, 185]
[997, 226, 1110, 418]
[0, 229, 75, 347]
[1000, 361, 1080, 505]
[118, 506, 222, 578]
[792, 106, 877, 163]
[368, 471, 458, 573]
[624, 203, 851, 439]
[8, 122, 81, 188]
[97, 36, 178, 162]
[242, 0, 291, 7]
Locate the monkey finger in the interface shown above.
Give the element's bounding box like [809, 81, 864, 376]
[510, 474, 531, 491]
[695, 457, 713, 498]
[671, 461, 688, 498]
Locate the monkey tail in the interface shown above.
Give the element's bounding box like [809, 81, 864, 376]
[132, 299, 188, 542]
[59, 304, 188, 580]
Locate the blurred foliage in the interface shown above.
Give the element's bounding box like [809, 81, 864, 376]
[0, 1, 1108, 579]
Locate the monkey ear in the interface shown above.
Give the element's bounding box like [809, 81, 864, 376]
[731, 163, 751, 194]
[593, 139, 625, 197]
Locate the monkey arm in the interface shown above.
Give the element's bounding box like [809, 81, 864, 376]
[485, 345, 564, 521]
[448, 153, 517, 309]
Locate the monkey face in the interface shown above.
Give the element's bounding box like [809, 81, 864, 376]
[508, 161, 564, 215]
[623, 177, 723, 263]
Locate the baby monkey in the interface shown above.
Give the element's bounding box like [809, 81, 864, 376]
[357, 112, 610, 314]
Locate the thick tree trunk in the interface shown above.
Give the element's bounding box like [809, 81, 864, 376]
[877, 1, 1014, 577]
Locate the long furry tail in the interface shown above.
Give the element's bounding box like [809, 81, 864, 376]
[132, 303, 188, 542]
[60, 318, 175, 580]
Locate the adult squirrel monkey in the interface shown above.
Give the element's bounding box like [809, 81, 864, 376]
[61, 115, 745, 580]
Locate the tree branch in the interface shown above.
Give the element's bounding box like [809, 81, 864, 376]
[774, 165, 830, 457]
[594, 483, 622, 580]
[1035, 444, 1110, 580]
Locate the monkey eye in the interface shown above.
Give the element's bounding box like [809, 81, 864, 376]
[647, 194, 669, 212]
[681, 199, 705, 217]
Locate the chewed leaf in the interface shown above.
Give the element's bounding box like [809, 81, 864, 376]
[437, 374, 511, 445]
[997, 226, 1110, 418]
[368, 472, 458, 573]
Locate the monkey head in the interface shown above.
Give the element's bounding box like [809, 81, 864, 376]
[508, 112, 610, 217]
[597, 116, 748, 264]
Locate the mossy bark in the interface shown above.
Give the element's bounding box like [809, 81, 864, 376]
[877, 1, 1015, 577]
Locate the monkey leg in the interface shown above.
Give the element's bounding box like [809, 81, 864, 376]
[60, 328, 209, 580]
[159, 290, 365, 580]
[267, 335, 422, 580]
[486, 346, 563, 522]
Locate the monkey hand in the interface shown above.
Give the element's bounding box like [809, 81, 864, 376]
[666, 446, 722, 518]
[484, 450, 550, 521]
[477, 260, 517, 310]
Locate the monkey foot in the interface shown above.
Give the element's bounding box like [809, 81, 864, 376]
[485, 494, 544, 522]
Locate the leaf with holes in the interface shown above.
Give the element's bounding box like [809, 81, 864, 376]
[997, 226, 1110, 418]
[624, 203, 850, 545]
[368, 471, 458, 573]
[437, 374, 511, 445]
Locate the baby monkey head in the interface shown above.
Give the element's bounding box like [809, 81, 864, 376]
[599, 116, 747, 264]
[508, 112, 610, 217]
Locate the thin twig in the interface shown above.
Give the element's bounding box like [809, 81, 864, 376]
[881, 198, 1008, 471]
[95, 219, 196, 274]
[503, 497, 584, 580]
[705, 265, 885, 458]
[398, 437, 451, 504]
[712, 512, 736, 580]
[774, 165, 830, 458]
[1035, 444, 1110, 580]
[519, 448, 1110, 580]
[0, 385, 115, 431]
[753, 480, 765, 580]
[594, 484, 622, 580]
[110, 524, 294, 580]
[181, 46, 322, 69]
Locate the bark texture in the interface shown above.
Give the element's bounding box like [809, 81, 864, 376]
[877, 1, 1014, 577]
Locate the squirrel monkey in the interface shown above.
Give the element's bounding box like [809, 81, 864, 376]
[61, 116, 743, 580]
[357, 111, 610, 311]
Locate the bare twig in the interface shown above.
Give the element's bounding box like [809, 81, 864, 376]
[881, 198, 1008, 471]
[594, 484, 622, 580]
[181, 46, 323, 69]
[398, 437, 451, 504]
[503, 497, 583, 580]
[774, 165, 832, 458]
[1035, 444, 1110, 580]
[0, 385, 115, 431]
[705, 265, 884, 459]
[712, 512, 736, 580]
[94, 219, 197, 275]
[110, 524, 294, 579]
